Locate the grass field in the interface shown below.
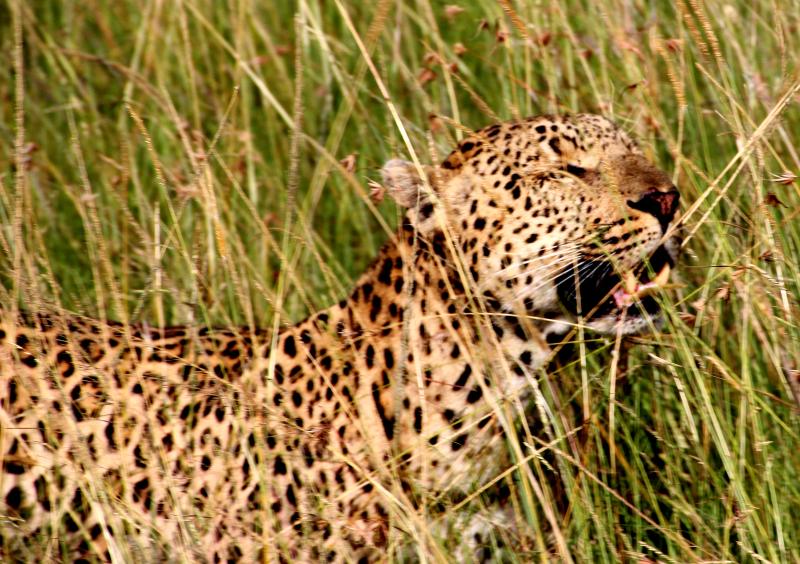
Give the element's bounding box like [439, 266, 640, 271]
[1, 0, 799, 561]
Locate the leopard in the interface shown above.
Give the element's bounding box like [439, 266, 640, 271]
[0, 114, 681, 563]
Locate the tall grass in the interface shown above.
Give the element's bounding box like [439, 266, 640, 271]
[1, 0, 798, 561]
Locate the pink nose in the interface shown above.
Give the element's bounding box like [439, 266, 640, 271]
[628, 188, 680, 227]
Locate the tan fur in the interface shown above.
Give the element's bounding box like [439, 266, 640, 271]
[0, 114, 680, 562]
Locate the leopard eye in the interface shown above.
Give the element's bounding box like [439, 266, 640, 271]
[565, 164, 586, 177]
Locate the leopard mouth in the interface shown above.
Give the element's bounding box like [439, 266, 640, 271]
[555, 243, 677, 323]
[614, 261, 671, 309]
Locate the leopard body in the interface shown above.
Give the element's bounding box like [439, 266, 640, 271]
[0, 114, 681, 562]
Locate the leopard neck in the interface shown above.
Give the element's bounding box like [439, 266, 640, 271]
[326, 221, 558, 376]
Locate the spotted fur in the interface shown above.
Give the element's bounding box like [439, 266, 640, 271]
[0, 114, 681, 562]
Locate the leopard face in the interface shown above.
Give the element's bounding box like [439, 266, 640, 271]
[384, 113, 681, 336]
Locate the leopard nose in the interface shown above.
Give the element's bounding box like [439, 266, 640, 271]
[628, 188, 680, 230]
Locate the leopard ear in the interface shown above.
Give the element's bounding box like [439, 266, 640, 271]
[381, 159, 434, 207]
[381, 159, 444, 234]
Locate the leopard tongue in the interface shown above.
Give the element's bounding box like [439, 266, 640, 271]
[614, 263, 671, 308]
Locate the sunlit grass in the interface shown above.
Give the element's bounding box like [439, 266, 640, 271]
[1, 0, 798, 561]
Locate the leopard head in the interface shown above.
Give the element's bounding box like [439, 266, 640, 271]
[382, 114, 681, 335]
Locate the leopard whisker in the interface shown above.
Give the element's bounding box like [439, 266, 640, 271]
[496, 248, 582, 277]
